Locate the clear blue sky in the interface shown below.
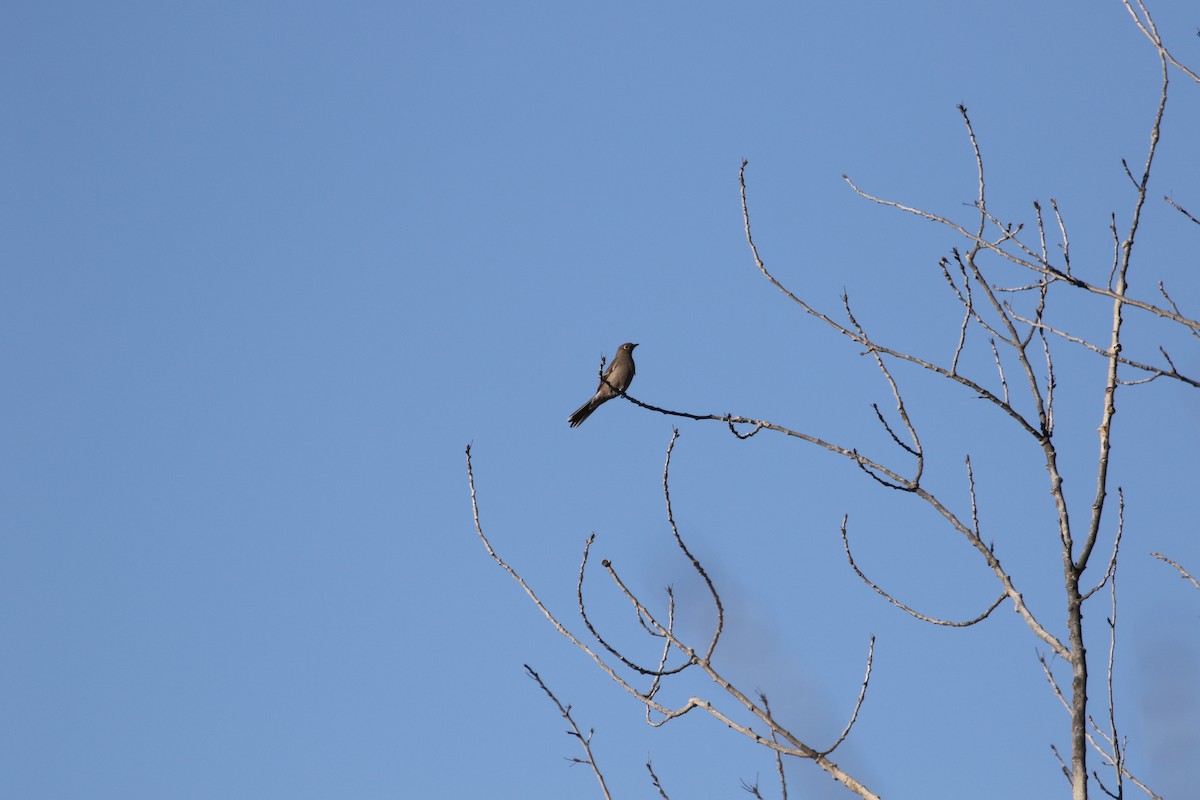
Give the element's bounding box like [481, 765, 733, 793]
[3, 2, 1199, 798]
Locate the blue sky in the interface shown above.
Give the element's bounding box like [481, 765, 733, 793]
[3, 2, 1199, 798]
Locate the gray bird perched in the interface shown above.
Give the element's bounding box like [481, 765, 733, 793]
[568, 342, 638, 427]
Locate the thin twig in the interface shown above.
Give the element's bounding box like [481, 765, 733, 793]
[1122, 0, 1200, 84]
[646, 758, 672, 800]
[1104, 509, 1124, 800]
[843, 293, 923, 480]
[577, 534, 690, 677]
[841, 516, 1006, 626]
[1083, 489, 1125, 601]
[1163, 194, 1200, 226]
[525, 665, 614, 800]
[840, 175, 1200, 335]
[663, 430, 724, 660]
[1158, 281, 1200, 341]
[819, 636, 875, 756]
[1051, 198, 1073, 276]
[1006, 308, 1200, 388]
[1150, 553, 1200, 590]
[989, 338, 1010, 405]
[760, 694, 790, 800]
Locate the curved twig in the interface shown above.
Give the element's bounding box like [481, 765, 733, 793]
[662, 430, 725, 660]
[577, 534, 691, 677]
[819, 636, 875, 756]
[1150, 552, 1200, 591]
[841, 516, 1006, 627]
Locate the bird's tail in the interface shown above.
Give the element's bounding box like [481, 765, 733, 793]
[568, 397, 599, 428]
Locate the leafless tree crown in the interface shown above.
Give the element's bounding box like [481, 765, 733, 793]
[466, 4, 1199, 798]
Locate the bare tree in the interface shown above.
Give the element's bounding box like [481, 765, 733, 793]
[466, 3, 1198, 797]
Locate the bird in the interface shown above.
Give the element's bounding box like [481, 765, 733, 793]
[568, 342, 638, 427]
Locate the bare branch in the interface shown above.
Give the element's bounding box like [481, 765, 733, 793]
[663, 430, 724, 660]
[525, 665, 614, 800]
[468, 444, 706, 718]
[989, 338, 1010, 405]
[1034, 199, 1049, 269]
[1163, 194, 1200, 226]
[645, 589, 677, 711]
[870, 403, 918, 457]
[646, 758, 672, 800]
[577, 534, 690, 677]
[1158, 281, 1200, 341]
[468, 445, 636, 690]
[1108, 213, 1121, 292]
[1038, 651, 1070, 712]
[1083, 489, 1125, 601]
[603, 378, 1068, 656]
[959, 103, 987, 241]
[1046, 644, 1165, 800]
[941, 256, 973, 374]
[473, 11, 1198, 794]
[1042, 345, 1057, 435]
[740, 775, 767, 799]
[759, 694, 790, 800]
[1122, 0, 1200, 84]
[590, 557, 882, 798]
[1094, 770, 1120, 800]
[1050, 198, 1073, 277]
[1104, 537, 1123, 800]
[1124, 769, 1166, 800]
[744, 161, 1045, 436]
[1150, 552, 1200, 591]
[1051, 743, 1071, 785]
[819, 636, 875, 757]
[843, 293, 923, 477]
[1007, 308, 1200, 388]
[841, 515, 1006, 627]
[1079, 44, 1170, 576]
[840, 177, 1200, 336]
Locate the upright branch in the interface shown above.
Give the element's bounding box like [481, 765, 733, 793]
[1058, 42, 1169, 800]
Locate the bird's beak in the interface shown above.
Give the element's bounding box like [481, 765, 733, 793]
[632, 343, 639, 349]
